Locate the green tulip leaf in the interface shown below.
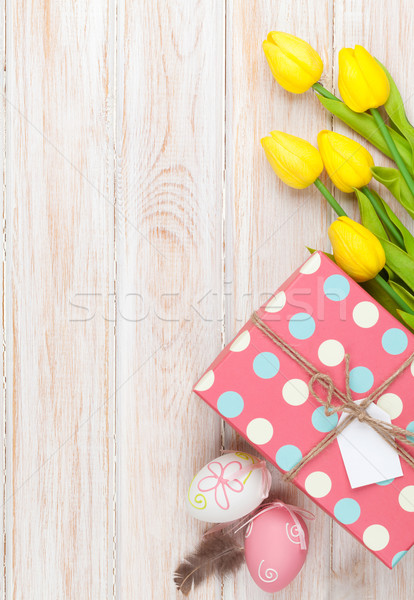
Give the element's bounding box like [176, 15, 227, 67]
[371, 166, 414, 218]
[378, 237, 414, 291]
[355, 188, 388, 239]
[383, 265, 397, 281]
[387, 119, 406, 135]
[396, 310, 414, 332]
[306, 247, 335, 261]
[379, 61, 414, 169]
[316, 94, 413, 168]
[389, 281, 414, 311]
[376, 195, 414, 257]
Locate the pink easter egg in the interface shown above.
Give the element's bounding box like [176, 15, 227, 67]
[244, 504, 309, 593]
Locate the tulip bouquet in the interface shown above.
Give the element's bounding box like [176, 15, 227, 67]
[261, 32, 414, 332]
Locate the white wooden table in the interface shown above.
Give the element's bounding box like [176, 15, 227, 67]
[1, 0, 414, 598]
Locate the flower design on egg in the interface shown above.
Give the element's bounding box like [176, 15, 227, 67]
[197, 461, 244, 510]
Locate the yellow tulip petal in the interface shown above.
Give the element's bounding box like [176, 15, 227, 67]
[338, 48, 373, 112]
[261, 132, 323, 189]
[354, 45, 390, 107]
[262, 137, 307, 188]
[270, 131, 323, 187]
[317, 131, 348, 191]
[317, 130, 374, 192]
[329, 216, 385, 282]
[263, 32, 323, 93]
[338, 46, 390, 112]
[330, 224, 372, 281]
[263, 42, 315, 93]
[268, 32, 323, 79]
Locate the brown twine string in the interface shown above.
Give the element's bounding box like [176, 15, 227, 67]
[250, 311, 414, 482]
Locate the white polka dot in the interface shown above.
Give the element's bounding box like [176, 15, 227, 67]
[194, 370, 214, 391]
[399, 486, 414, 512]
[246, 418, 274, 445]
[363, 524, 390, 551]
[353, 301, 379, 328]
[411, 360, 414, 377]
[305, 471, 332, 498]
[230, 330, 251, 352]
[265, 291, 286, 313]
[377, 393, 403, 420]
[300, 253, 321, 274]
[318, 340, 345, 367]
[282, 379, 309, 406]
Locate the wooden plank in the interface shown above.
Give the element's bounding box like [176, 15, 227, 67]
[223, 1, 335, 598]
[5, 1, 115, 597]
[332, 1, 414, 597]
[115, 2, 224, 598]
[0, 1, 5, 597]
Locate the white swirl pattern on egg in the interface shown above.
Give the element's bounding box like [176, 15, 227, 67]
[258, 560, 278, 583]
[245, 521, 254, 538]
[285, 522, 302, 545]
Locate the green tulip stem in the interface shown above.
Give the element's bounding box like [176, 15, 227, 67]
[361, 186, 405, 249]
[314, 178, 347, 217]
[370, 107, 414, 198]
[374, 273, 414, 315]
[311, 82, 340, 101]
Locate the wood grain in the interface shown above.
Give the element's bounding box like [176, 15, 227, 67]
[331, 2, 414, 598]
[5, 0, 115, 597]
[223, 2, 335, 598]
[115, 2, 224, 598]
[2, 1, 414, 598]
[0, 2, 4, 598]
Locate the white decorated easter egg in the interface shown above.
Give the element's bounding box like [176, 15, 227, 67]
[187, 452, 270, 523]
[244, 503, 309, 592]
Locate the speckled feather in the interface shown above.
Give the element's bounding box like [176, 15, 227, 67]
[174, 533, 245, 596]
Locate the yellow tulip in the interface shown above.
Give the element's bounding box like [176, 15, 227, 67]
[338, 45, 390, 113]
[317, 130, 374, 192]
[328, 216, 385, 282]
[263, 32, 323, 94]
[261, 131, 323, 189]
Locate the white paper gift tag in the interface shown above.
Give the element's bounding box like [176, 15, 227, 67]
[337, 400, 403, 489]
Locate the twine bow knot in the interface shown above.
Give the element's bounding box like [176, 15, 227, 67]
[250, 312, 414, 482]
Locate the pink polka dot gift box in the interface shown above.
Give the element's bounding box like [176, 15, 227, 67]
[193, 251, 414, 569]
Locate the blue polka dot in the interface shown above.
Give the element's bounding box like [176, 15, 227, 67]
[376, 478, 394, 486]
[217, 391, 244, 418]
[349, 366, 374, 393]
[392, 551, 407, 568]
[253, 352, 280, 379]
[288, 313, 316, 340]
[406, 421, 414, 444]
[312, 406, 339, 432]
[382, 328, 408, 355]
[334, 498, 361, 524]
[323, 274, 350, 302]
[276, 445, 302, 471]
